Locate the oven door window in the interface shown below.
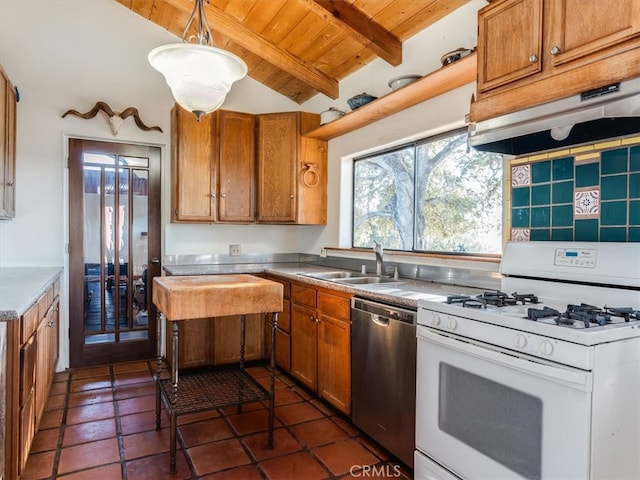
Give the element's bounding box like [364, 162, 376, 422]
[439, 363, 542, 479]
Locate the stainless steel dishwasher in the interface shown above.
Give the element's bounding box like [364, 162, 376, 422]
[351, 297, 416, 469]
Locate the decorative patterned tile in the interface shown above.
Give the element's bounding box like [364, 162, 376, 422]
[511, 229, 530, 242]
[511, 165, 531, 187]
[574, 188, 599, 218]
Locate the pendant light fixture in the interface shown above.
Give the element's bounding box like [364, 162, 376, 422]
[148, 0, 247, 121]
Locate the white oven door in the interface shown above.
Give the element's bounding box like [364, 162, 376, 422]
[416, 325, 593, 480]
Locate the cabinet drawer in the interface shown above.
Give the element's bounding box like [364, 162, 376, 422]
[21, 303, 39, 345]
[318, 292, 350, 320]
[291, 283, 316, 308]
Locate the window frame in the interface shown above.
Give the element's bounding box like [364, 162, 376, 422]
[351, 127, 503, 257]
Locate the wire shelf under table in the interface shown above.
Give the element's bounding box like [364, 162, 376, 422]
[158, 367, 271, 416]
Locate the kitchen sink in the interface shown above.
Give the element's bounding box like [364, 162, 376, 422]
[334, 276, 400, 284]
[300, 271, 363, 280]
[299, 271, 403, 285]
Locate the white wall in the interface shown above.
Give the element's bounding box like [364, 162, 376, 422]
[0, 0, 489, 369]
[0, 0, 300, 369]
[300, 1, 487, 255]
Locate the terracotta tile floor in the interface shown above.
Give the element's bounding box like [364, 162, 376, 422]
[22, 361, 412, 479]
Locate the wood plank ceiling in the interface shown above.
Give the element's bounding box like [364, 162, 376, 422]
[116, 0, 470, 103]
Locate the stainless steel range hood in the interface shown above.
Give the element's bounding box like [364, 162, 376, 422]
[468, 77, 640, 155]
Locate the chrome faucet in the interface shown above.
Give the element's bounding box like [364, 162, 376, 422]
[373, 241, 384, 276]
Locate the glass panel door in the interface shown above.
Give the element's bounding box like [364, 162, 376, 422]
[70, 139, 160, 367]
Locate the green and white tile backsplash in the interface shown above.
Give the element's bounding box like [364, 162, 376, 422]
[507, 135, 640, 242]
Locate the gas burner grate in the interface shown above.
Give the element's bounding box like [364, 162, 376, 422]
[477, 291, 513, 307]
[554, 303, 613, 328]
[604, 306, 640, 322]
[512, 292, 539, 305]
[463, 297, 487, 309]
[447, 294, 471, 304]
[527, 306, 560, 321]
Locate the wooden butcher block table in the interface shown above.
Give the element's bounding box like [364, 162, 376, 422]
[153, 274, 283, 473]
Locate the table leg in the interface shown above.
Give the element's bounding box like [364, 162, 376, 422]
[169, 320, 179, 474]
[268, 311, 278, 449]
[155, 311, 163, 430]
[237, 314, 247, 414]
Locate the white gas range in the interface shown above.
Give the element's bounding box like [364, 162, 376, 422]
[415, 242, 640, 480]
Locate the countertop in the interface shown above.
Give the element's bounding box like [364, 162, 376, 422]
[0, 267, 63, 321]
[153, 274, 283, 320]
[165, 263, 488, 309]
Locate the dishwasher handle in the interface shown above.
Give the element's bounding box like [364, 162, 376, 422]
[372, 315, 390, 327]
[352, 298, 416, 325]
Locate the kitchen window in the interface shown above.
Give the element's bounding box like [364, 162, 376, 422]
[353, 129, 503, 254]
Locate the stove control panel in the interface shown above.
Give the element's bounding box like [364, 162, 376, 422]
[418, 308, 595, 370]
[554, 248, 597, 268]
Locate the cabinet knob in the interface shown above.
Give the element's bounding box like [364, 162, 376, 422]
[210, 193, 216, 198]
[309, 315, 315, 322]
[550, 45, 561, 55]
[6, 182, 14, 187]
[528, 54, 538, 63]
[220, 193, 226, 198]
[290, 194, 294, 199]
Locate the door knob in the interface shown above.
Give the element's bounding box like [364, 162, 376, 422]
[151, 257, 160, 264]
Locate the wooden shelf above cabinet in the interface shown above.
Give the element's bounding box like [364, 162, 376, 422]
[304, 52, 477, 141]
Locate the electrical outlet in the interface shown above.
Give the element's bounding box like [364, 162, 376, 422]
[229, 244, 241, 256]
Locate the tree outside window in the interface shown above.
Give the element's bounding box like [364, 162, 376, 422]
[353, 130, 502, 254]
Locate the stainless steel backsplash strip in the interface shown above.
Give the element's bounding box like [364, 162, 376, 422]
[164, 252, 501, 290]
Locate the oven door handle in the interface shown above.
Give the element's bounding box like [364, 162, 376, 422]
[418, 326, 592, 391]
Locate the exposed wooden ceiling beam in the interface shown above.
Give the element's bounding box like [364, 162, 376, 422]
[301, 0, 402, 67]
[165, 0, 339, 99]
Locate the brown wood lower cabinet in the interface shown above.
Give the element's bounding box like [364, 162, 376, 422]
[267, 275, 292, 372]
[167, 314, 266, 369]
[289, 281, 351, 415]
[4, 276, 61, 480]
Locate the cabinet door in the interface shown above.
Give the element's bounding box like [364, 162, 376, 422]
[213, 314, 265, 365]
[19, 335, 36, 408]
[168, 318, 214, 369]
[546, 0, 640, 68]
[275, 329, 291, 372]
[18, 392, 34, 475]
[298, 136, 327, 225]
[477, 0, 543, 93]
[291, 303, 317, 390]
[34, 317, 49, 429]
[218, 110, 255, 222]
[317, 314, 351, 415]
[50, 299, 59, 367]
[171, 105, 217, 222]
[0, 66, 16, 219]
[256, 113, 297, 222]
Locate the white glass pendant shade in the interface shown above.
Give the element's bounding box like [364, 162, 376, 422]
[148, 43, 247, 120]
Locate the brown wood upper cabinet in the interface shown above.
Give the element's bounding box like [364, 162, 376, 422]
[472, 0, 640, 121]
[171, 106, 255, 223]
[256, 112, 327, 225]
[0, 64, 17, 219]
